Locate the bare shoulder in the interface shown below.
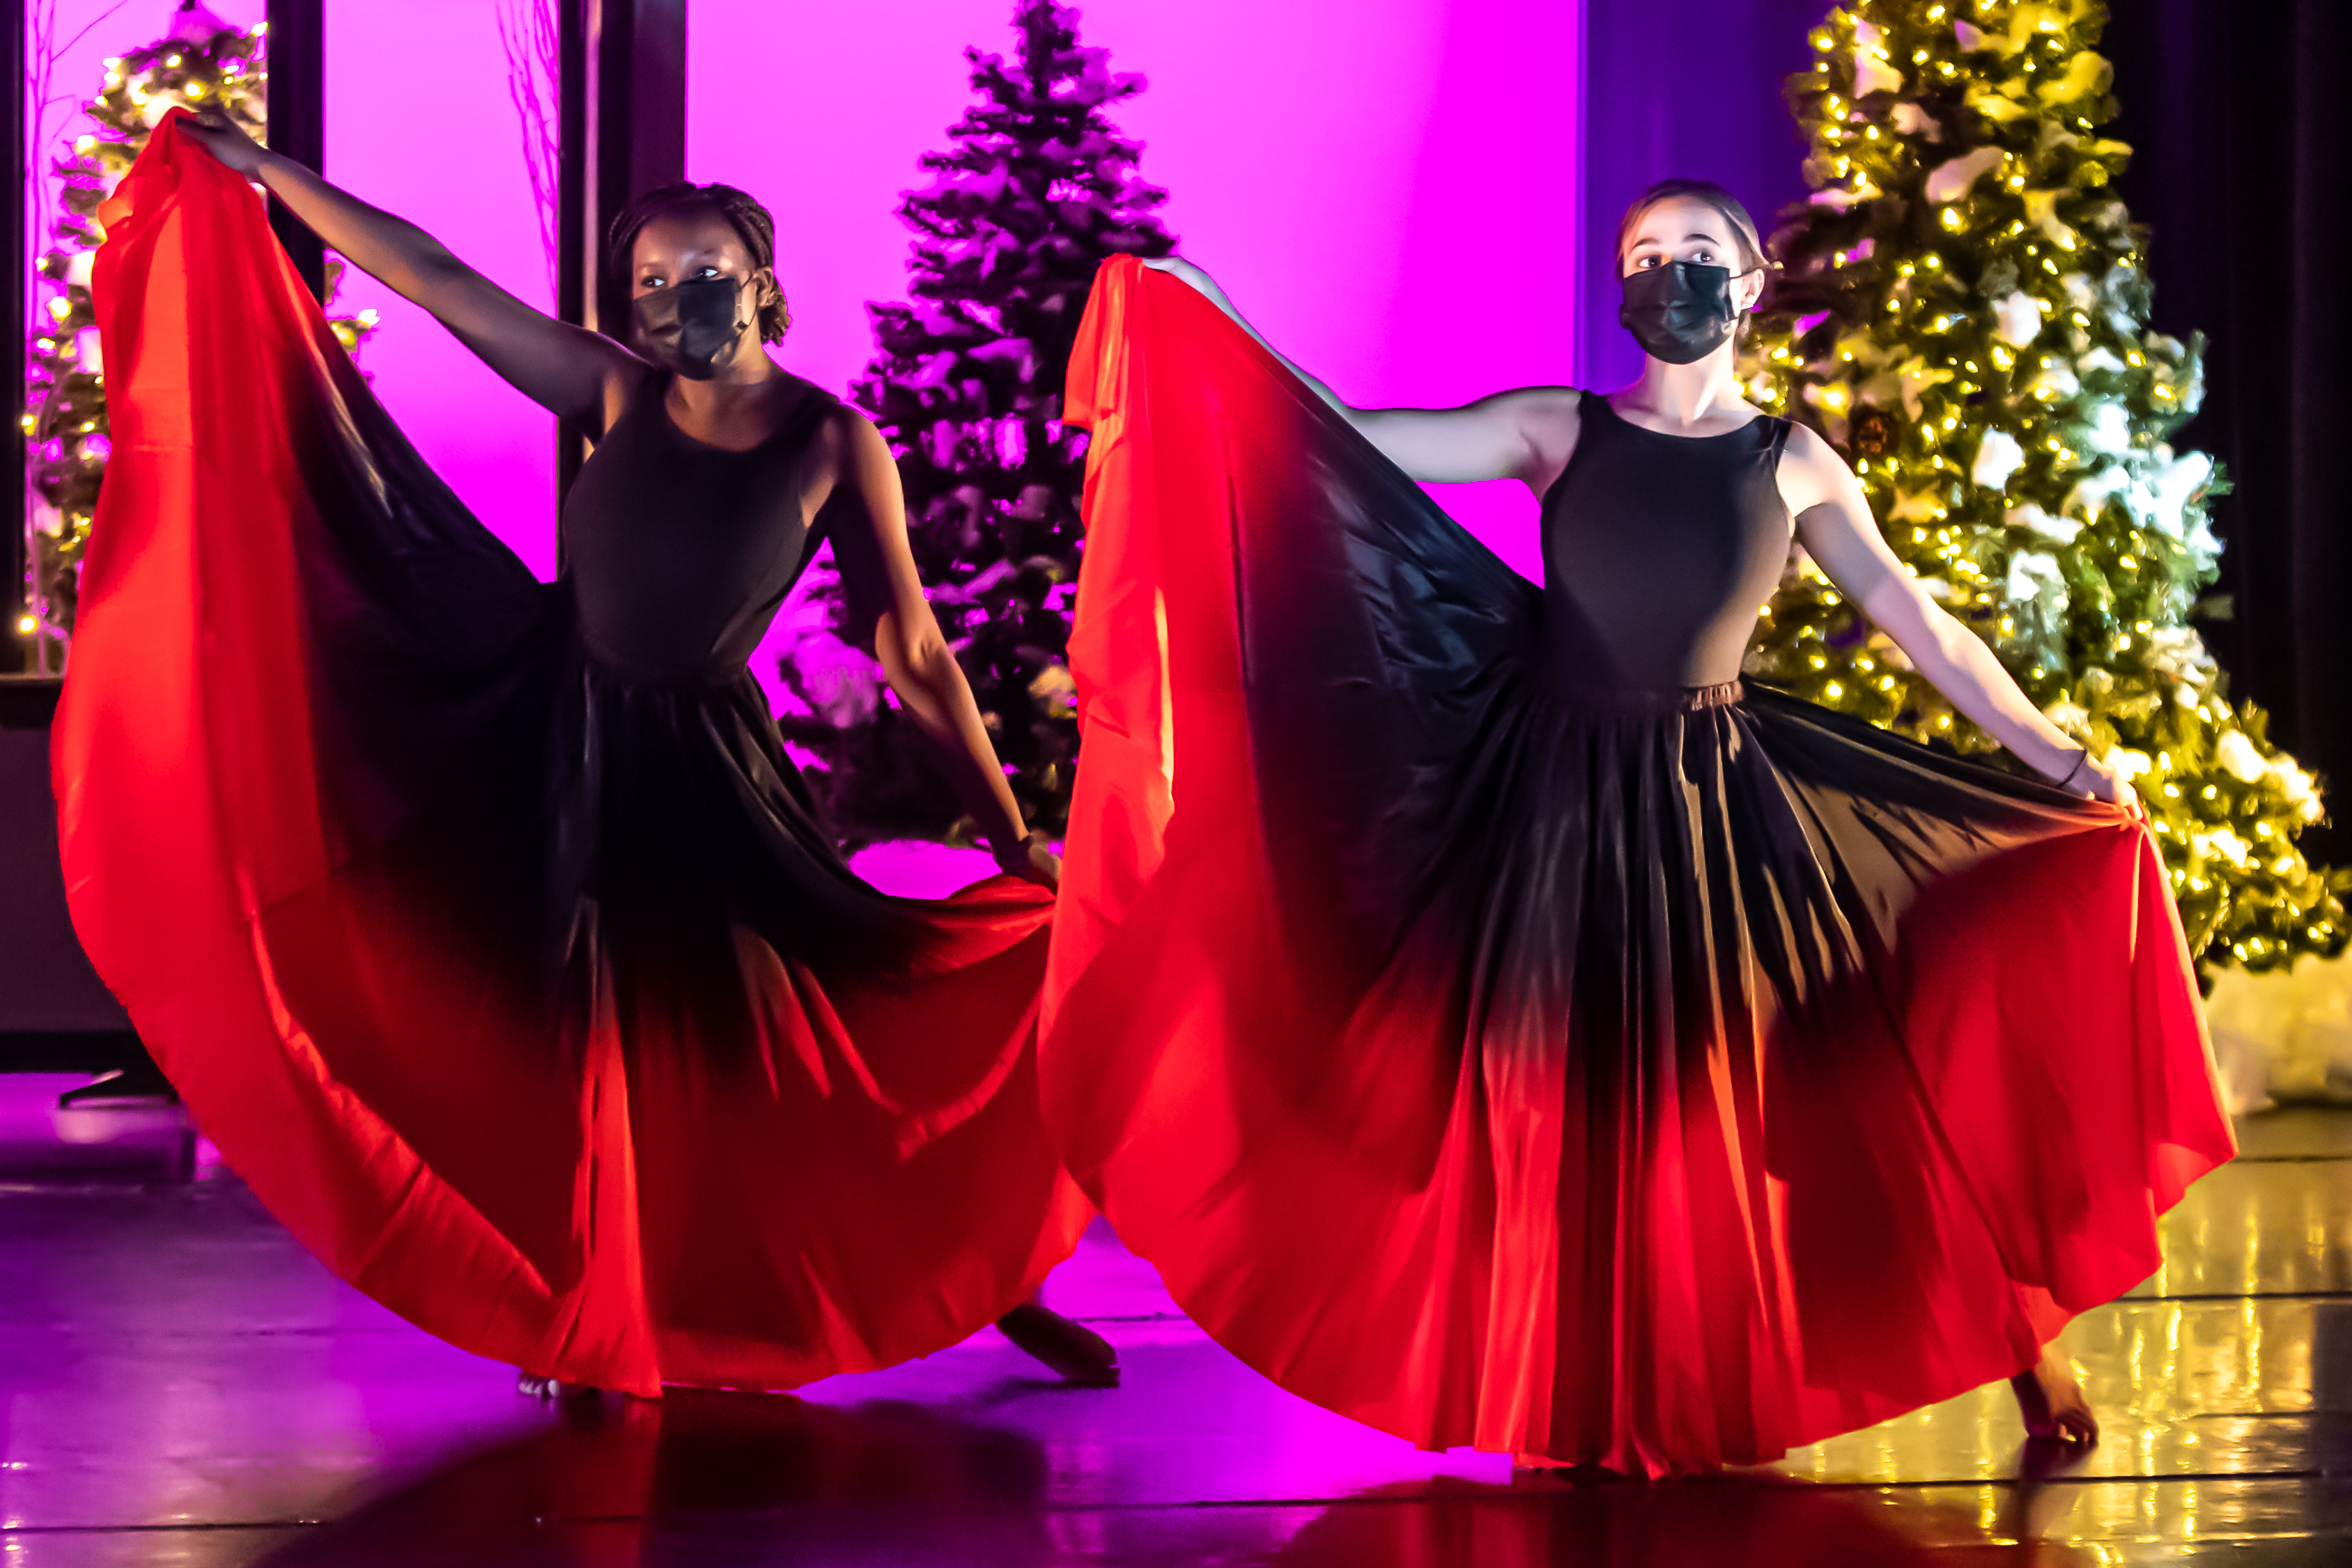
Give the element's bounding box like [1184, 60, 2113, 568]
[1778, 417, 1841, 464]
[1774, 418, 1857, 511]
[1780, 418, 1862, 476]
[1505, 385, 1586, 493]
[1502, 385, 1585, 430]
[812, 393, 860, 435]
[811, 398, 904, 541]
[798, 386, 870, 461]
[596, 357, 661, 441]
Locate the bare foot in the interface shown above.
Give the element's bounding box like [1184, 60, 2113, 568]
[998, 1301, 1120, 1385]
[2009, 1345, 2098, 1445]
[516, 1372, 601, 1400]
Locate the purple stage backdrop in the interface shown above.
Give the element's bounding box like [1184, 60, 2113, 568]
[26, 1, 1832, 883]
[686, 0, 1580, 565]
[320, 0, 559, 573]
[27, 2, 1857, 620]
[1575, 0, 1818, 389]
[31, 0, 1583, 666]
[690, 0, 1581, 713]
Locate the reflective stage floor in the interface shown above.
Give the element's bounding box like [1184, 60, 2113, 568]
[1, 1074, 2345, 1566]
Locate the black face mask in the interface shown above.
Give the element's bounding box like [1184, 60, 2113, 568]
[633, 274, 751, 380]
[1618, 261, 1749, 365]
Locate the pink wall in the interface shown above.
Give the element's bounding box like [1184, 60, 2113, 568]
[38, 1, 1577, 622]
[688, 0, 1580, 598]
[685, 0, 1579, 887]
[323, 0, 559, 577]
[687, 0, 1579, 742]
[35, 1, 1579, 885]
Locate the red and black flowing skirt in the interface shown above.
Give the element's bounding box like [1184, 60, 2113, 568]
[56, 112, 1088, 1397]
[1042, 256, 2235, 1477]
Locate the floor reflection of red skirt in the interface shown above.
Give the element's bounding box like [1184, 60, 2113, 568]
[1041, 257, 2236, 1477]
[56, 116, 1088, 1399]
[1260, 1478, 2099, 1568]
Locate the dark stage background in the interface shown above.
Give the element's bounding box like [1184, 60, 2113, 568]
[2106, 0, 2352, 864]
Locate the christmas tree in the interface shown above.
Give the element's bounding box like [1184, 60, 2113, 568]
[22, 3, 376, 662]
[777, 0, 1175, 846]
[1740, 0, 2348, 972]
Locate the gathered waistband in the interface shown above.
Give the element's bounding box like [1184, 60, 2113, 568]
[578, 635, 752, 692]
[1544, 678, 1746, 715]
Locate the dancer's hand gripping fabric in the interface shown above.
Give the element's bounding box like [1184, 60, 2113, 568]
[177, 109, 269, 176]
[993, 832, 1060, 891]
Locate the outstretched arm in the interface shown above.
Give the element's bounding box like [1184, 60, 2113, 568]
[817, 409, 1058, 887]
[1143, 256, 1579, 491]
[1778, 424, 2135, 807]
[176, 109, 643, 428]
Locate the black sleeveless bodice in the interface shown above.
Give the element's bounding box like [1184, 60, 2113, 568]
[559, 375, 840, 680]
[1540, 391, 1794, 690]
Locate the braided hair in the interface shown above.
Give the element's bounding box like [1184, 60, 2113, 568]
[605, 182, 791, 343]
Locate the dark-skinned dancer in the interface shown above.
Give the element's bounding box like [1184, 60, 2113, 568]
[1039, 180, 2232, 1474]
[56, 108, 1114, 1396]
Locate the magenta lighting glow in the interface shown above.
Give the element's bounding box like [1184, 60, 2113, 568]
[683, 0, 1580, 715]
[30, 0, 1578, 890]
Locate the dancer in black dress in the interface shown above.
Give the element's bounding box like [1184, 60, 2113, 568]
[56, 105, 1111, 1398]
[1039, 180, 2234, 1474]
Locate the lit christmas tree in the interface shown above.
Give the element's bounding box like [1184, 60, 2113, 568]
[1740, 0, 2348, 972]
[23, 3, 375, 659]
[777, 0, 1175, 846]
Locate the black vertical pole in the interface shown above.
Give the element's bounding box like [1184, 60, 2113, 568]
[4, 0, 26, 672]
[552, 0, 585, 503]
[556, 0, 683, 509]
[555, 0, 588, 503]
[592, 0, 684, 338]
[263, 0, 324, 302]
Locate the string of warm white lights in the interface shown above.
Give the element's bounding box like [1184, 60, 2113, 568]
[21, 15, 376, 657]
[1739, 0, 2346, 972]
